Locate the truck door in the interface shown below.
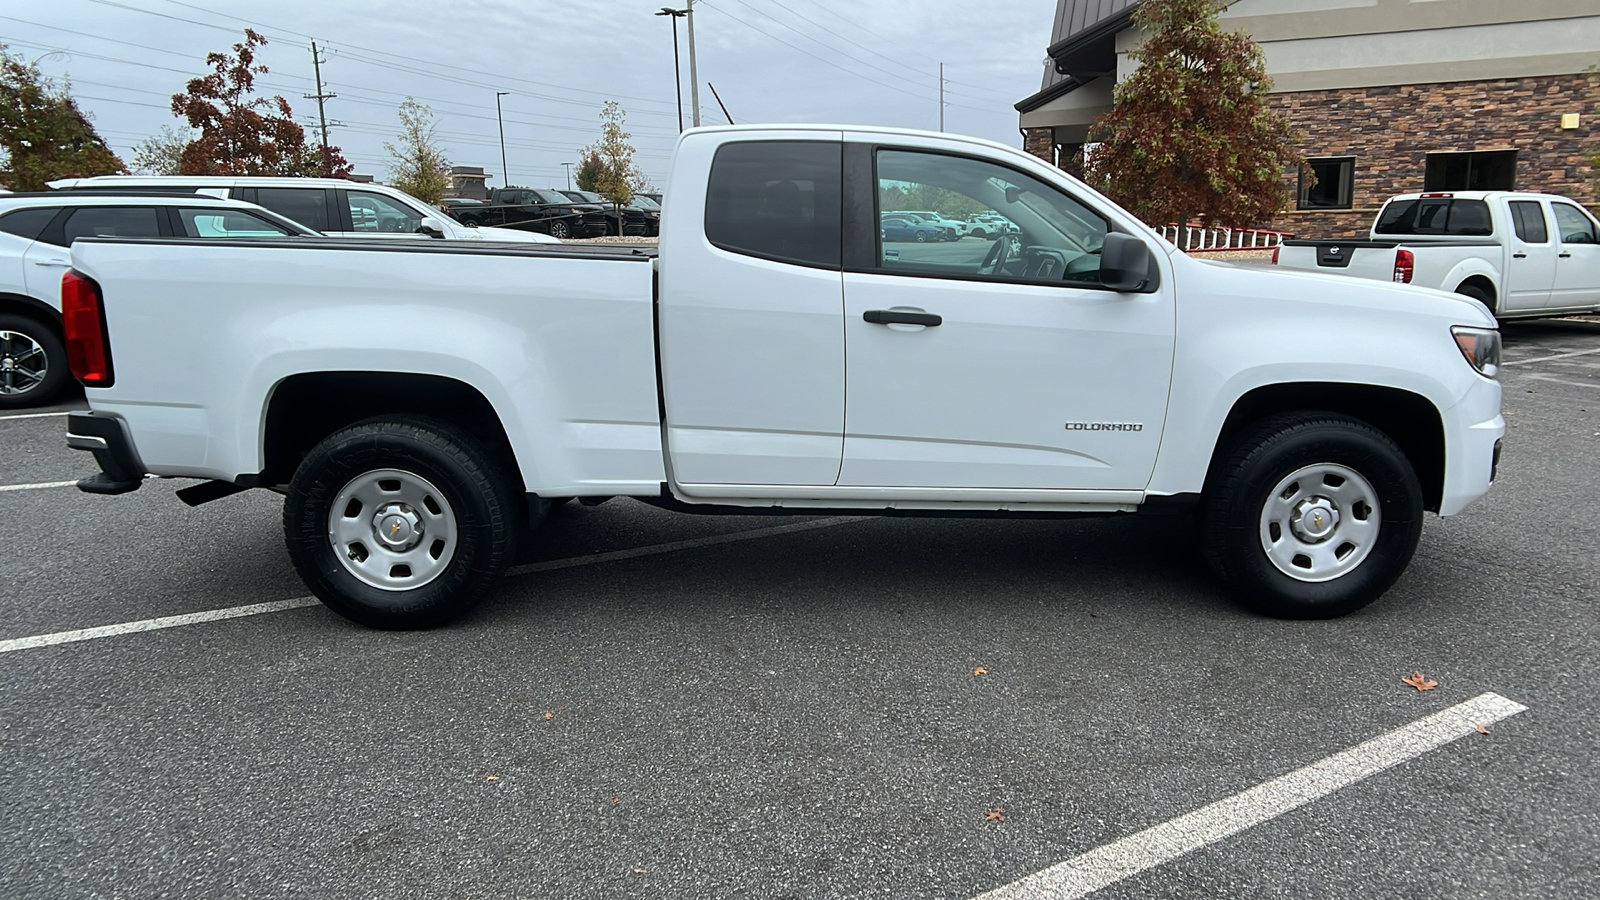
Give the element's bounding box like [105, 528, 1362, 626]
[1549, 201, 1600, 309]
[657, 137, 846, 485]
[839, 144, 1175, 491]
[1503, 199, 1555, 312]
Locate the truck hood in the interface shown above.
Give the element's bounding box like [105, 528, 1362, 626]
[1191, 257, 1496, 327]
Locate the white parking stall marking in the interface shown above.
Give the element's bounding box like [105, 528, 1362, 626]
[0, 480, 79, 492]
[974, 692, 1528, 900]
[0, 411, 71, 421]
[1503, 346, 1600, 367]
[1522, 374, 1600, 391]
[0, 517, 855, 655]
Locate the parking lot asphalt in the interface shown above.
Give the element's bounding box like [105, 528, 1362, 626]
[1, 319, 1597, 899]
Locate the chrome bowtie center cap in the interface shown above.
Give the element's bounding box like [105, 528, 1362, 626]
[1290, 498, 1340, 542]
[372, 504, 424, 551]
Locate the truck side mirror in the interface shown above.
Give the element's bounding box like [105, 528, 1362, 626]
[417, 217, 446, 239]
[1098, 233, 1152, 292]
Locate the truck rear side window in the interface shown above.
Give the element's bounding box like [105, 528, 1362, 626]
[1509, 201, 1549, 243]
[705, 141, 842, 269]
[0, 207, 58, 241]
[254, 188, 332, 232]
[60, 207, 163, 243]
[1373, 198, 1492, 236]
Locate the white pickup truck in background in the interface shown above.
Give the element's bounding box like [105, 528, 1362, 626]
[1274, 191, 1600, 319]
[60, 125, 1504, 629]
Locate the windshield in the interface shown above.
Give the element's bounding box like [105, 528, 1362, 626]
[631, 197, 661, 210]
[533, 189, 573, 204]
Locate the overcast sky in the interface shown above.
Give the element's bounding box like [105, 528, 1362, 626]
[3, 0, 1059, 189]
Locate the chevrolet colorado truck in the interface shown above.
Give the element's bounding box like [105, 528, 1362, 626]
[1274, 191, 1600, 319]
[60, 126, 1504, 629]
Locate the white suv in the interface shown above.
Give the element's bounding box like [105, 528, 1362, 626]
[0, 191, 313, 407]
[48, 176, 559, 244]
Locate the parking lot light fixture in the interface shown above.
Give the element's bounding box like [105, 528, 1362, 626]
[656, 7, 688, 132]
[496, 91, 510, 187]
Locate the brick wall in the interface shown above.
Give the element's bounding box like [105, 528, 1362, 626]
[1023, 127, 1055, 164]
[1269, 74, 1598, 238]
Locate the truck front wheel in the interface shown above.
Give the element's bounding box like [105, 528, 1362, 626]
[548, 220, 571, 239]
[1202, 415, 1422, 619]
[284, 416, 518, 629]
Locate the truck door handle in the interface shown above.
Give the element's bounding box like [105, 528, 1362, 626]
[863, 309, 941, 327]
[32, 259, 70, 267]
[1512, 252, 1527, 259]
[1560, 252, 1573, 258]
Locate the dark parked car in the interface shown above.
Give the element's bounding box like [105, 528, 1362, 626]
[453, 188, 606, 239]
[557, 190, 649, 236]
[880, 215, 946, 243]
[628, 196, 662, 236]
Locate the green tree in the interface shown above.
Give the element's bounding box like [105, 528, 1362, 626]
[1084, 0, 1302, 230]
[581, 101, 647, 209]
[385, 98, 451, 203]
[574, 150, 605, 192]
[0, 46, 124, 190]
[130, 125, 190, 175]
[171, 29, 350, 177]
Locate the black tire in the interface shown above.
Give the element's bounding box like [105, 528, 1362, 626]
[548, 220, 571, 240]
[1202, 414, 1423, 619]
[283, 416, 519, 629]
[1455, 283, 1496, 316]
[0, 314, 69, 409]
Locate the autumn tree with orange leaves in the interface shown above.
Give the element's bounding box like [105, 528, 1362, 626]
[170, 29, 350, 178]
[1084, 0, 1301, 231]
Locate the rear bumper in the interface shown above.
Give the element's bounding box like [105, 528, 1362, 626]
[66, 410, 145, 494]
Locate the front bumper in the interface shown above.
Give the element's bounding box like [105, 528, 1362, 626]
[67, 411, 145, 494]
[1438, 376, 1504, 516]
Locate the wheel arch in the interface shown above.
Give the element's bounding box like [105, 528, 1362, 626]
[0, 292, 63, 330]
[1207, 382, 1446, 513]
[259, 371, 523, 493]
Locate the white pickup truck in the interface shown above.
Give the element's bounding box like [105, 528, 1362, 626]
[60, 125, 1505, 629]
[1275, 191, 1600, 319]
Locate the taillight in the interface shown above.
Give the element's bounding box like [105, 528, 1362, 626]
[1271, 244, 1280, 265]
[1393, 248, 1415, 284]
[61, 270, 114, 386]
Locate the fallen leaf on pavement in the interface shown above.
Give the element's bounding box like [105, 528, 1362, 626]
[485, 775, 500, 781]
[612, 796, 620, 803]
[544, 711, 554, 720]
[985, 806, 1005, 823]
[1401, 671, 1438, 691]
[1475, 722, 1490, 734]
[973, 667, 987, 676]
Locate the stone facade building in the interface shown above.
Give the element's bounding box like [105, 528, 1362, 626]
[1016, 0, 1600, 237]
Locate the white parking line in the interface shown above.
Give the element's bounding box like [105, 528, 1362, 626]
[0, 480, 79, 492]
[0, 517, 854, 655]
[1503, 346, 1600, 367]
[1522, 374, 1600, 391]
[973, 692, 1527, 900]
[0, 411, 70, 421]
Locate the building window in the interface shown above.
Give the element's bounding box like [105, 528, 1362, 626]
[1424, 150, 1517, 192]
[1298, 157, 1354, 210]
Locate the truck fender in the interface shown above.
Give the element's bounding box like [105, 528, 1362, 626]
[1441, 258, 1500, 304]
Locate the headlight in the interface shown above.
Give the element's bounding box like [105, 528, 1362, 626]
[1451, 326, 1501, 379]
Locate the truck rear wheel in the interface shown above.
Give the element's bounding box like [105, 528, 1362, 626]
[1202, 414, 1422, 619]
[283, 416, 518, 629]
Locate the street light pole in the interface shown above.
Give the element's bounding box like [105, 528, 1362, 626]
[685, 0, 701, 128]
[655, 7, 687, 133]
[495, 91, 510, 187]
[562, 162, 574, 190]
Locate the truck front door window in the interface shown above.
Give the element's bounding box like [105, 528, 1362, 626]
[1553, 203, 1597, 244]
[872, 149, 1107, 286]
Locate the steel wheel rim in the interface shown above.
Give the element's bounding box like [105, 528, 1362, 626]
[327, 468, 458, 591]
[1258, 462, 1381, 583]
[0, 329, 47, 396]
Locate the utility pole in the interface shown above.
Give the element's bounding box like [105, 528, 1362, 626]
[496, 91, 510, 187]
[562, 162, 574, 189]
[938, 62, 945, 132]
[708, 82, 733, 124]
[304, 41, 335, 155]
[656, 8, 688, 132]
[686, 0, 701, 128]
